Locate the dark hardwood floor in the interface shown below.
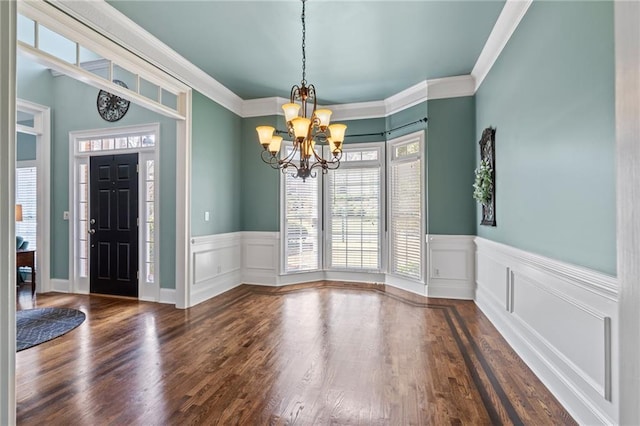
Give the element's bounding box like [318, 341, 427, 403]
[16, 282, 575, 425]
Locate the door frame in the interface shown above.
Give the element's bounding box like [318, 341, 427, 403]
[16, 99, 51, 294]
[69, 123, 160, 301]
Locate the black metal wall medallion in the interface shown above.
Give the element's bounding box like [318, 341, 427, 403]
[97, 80, 130, 122]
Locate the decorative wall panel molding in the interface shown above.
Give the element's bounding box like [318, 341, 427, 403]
[474, 237, 618, 425]
[426, 235, 476, 299]
[242, 231, 280, 286]
[190, 233, 243, 307]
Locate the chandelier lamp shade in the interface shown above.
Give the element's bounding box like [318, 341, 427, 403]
[256, 0, 346, 181]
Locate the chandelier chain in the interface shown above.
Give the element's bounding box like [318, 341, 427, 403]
[301, 0, 306, 85]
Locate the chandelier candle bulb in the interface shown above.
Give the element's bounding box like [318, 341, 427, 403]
[282, 103, 301, 123]
[328, 124, 347, 144]
[268, 136, 283, 155]
[256, 126, 275, 148]
[292, 117, 311, 141]
[314, 109, 332, 129]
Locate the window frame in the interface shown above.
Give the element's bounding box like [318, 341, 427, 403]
[387, 131, 425, 283]
[69, 123, 160, 300]
[323, 142, 385, 273]
[280, 140, 323, 274]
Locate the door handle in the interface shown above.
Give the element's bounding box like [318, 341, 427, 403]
[88, 229, 96, 235]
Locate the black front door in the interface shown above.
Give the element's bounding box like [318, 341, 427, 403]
[89, 153, 139, 297]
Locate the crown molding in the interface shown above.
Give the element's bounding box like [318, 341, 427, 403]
[242, 97, 287, 118]
[51, 0, 244, 116]
[471, 0, 533, 92]
[327, 101, 387, 121]
[52, 0, 530, 119]
[426, 75, 476, 100]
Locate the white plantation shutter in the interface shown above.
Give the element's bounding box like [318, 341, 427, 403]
[327, 160, 381, 270]
[16, 166, 37, 250]
[284, 168, 320, 272]
[389, 137, 423, 280]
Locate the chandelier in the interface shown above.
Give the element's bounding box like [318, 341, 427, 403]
[256, 0, 346, 181]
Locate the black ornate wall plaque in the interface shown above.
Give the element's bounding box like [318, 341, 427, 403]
[479, 127, 496, 226]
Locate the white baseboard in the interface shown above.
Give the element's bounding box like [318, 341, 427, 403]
[159, 288, 175, 304]
[474, 237, 618, 425]
[50, 278, 70, 293]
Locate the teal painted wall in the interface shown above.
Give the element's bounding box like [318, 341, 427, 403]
[191, 91, 242, 235]
[240, 115, 387, 232]
[426, 97, 476, 235]
[241, 115, 281, 232]
[17, 132, 36, 161]
[342, 117, 386, 145]
[49, 75, 178, 286]
[475, 1, 615, 275]
[17, 57, 53, 107]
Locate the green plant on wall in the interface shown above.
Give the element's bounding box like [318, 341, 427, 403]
[473, 158, 493, 205]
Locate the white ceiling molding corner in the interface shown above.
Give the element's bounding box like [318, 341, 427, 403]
[326, 101, 386, 122]
[52, 0, 244, 116]
[426, 75, 476, 101]
[384, 80, 429, 117]
[242, 97, 288, 118]
[471, 0, 533, 92]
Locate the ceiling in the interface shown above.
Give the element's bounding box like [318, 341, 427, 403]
[105, 1, 506, 105]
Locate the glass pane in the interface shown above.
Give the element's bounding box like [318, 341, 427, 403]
[113, 65, 137, 92]
[361, 150, 378, 161]
[146, 242, 154, 263]
[78, 48, 107, 79]
[79, 240, 88, 258]
[116, 137, 128, 149]
[17, 15, 35, 46]
[161, 89, 177, 110]
[79, 184, 87, 202]
[128, 136, 140, 148]
[146, 202, 154, 222]
[79, 140, 91, 153]
[142, 135, 155, 147]
[146, 222, 154, 242]
[346, 152, 362, 162]
[79, 164, 88, 184]
[102, 138, 115, 150]
[79, 202, 88, 220]
[146, 262, 155, 283]
[140, 78, 160, 102]
[91, 139, 102, 151]
[39, 25, 76, 64]
[79, 220, 88, 237]
[146, 160, 155, 181]
[79, 259, 88, 278]
[146, 182, 154, 201]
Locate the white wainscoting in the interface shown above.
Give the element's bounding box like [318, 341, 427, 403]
[474, 237, 618, 425]
[426, 235, 475, 299]
[190, 233, 243, 307]
[242, 231, 279, 286]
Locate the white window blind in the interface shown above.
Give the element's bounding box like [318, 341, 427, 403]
[284, 169, 320, 272]
[327, 153, 381, 271]
[389, 139, 423, 280]
[16, 166, 37, 251]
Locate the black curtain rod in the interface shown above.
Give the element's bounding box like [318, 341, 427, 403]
[275, 117, 428, 139]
